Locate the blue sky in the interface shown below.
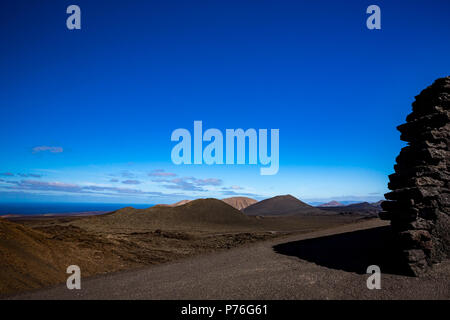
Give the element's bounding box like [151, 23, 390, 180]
[1, 0, 449, 204]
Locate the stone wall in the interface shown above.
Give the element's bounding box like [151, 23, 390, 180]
[380, 76, 450, 276]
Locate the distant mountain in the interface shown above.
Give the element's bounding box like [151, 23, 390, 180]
[345, 202, 381, 211]
[319, 201, 381, 216]
[371, 200, 383, 210]
[154, 200, 192, 208]
[76, 198, 254, 231]
[318, 201, 344, 207]
[221, 197, 258, 210]
[243, 194, 325, 216]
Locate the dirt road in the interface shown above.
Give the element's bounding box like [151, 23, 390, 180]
[8, 220, 449, 300]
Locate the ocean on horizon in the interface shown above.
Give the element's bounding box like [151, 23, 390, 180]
[0, 202, 154, 215]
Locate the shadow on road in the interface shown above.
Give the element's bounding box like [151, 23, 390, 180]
[273, 226, 409, 276]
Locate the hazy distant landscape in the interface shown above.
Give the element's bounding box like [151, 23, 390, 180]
[0, 196, 381, 217]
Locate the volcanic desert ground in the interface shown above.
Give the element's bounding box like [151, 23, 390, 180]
[1, 196, 449, 299]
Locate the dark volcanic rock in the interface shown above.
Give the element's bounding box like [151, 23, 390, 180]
[380, 76, 450, 276]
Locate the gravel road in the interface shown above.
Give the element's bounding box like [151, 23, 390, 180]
[9, 220, 449, 300]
